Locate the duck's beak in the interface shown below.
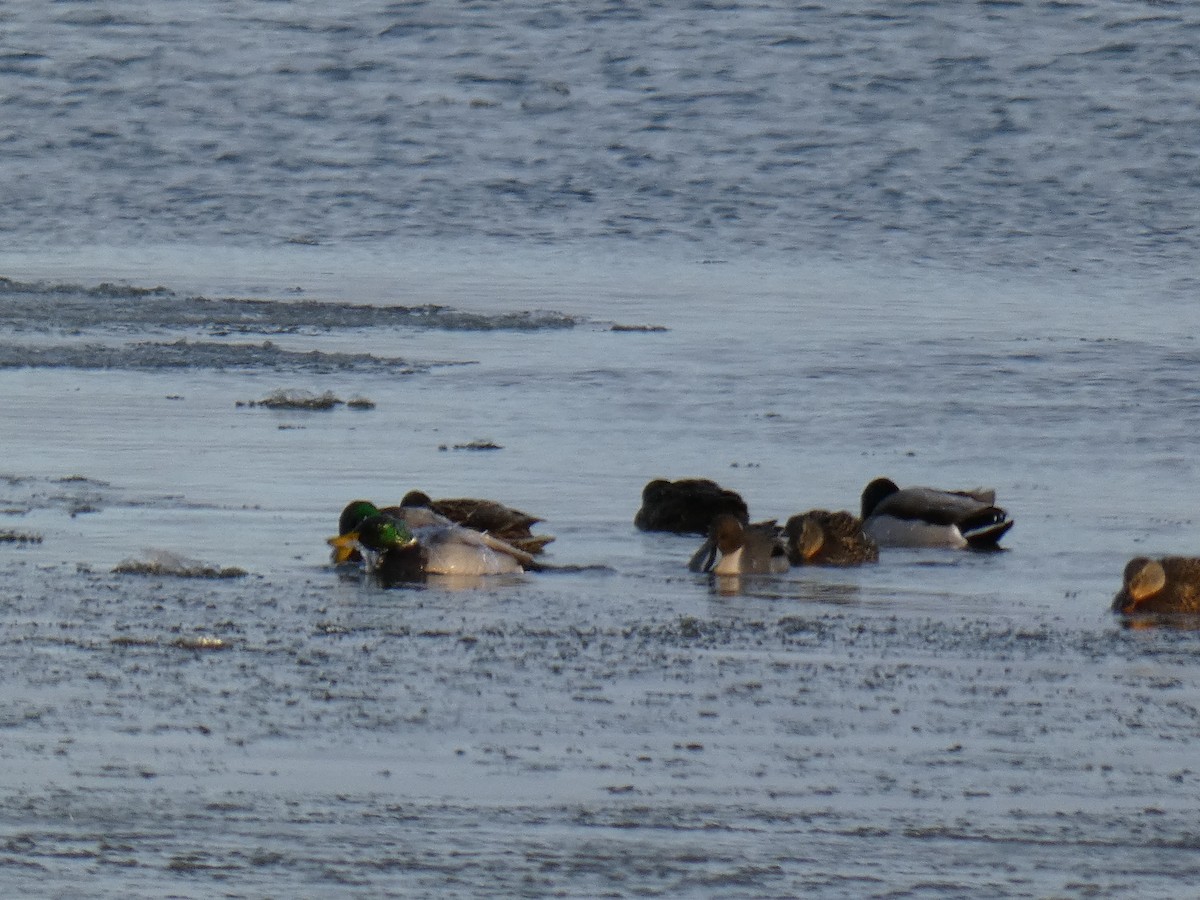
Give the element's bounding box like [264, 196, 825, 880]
[801, 531, 823, 562]
[687, 537, 718, 573]
[327, 531, 361, 564]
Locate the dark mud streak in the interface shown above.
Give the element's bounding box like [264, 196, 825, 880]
[0, 278, 581, 333]
[0, 340, 427, 373]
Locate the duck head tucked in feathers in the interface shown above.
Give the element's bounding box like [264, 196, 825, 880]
[860, 477, 1013, 549]
[635, 477, 749, 535]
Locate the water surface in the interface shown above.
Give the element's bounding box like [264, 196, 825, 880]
[2, 1, 1199, 896]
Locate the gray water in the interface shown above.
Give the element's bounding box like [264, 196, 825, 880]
[2, 2, 1200, 897]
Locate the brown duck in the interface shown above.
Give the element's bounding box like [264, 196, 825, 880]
[783, 509, 878, 566]
[1112, 557, 1200, 615]
[634, 477, 749, 535]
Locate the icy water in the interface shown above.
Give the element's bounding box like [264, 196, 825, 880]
[2, 1, 1200, 898]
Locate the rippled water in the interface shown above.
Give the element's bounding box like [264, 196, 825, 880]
[3, 0, 1199, 272]
[2, 1, 1200, 897]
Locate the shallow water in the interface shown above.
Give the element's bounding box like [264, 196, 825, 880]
[1, 257, 1199, 898]
[3, 0, 1200, 896]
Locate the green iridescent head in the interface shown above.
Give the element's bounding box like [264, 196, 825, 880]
[355, 515, 416, 553]
[338, 499, 380, 536]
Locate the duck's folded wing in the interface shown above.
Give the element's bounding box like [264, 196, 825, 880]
[414, 525, 529, 575]
[434, 498, 542, 532]
[453, 526, 541, 570]
[386, 506, 459, 529]
[949, 487, 996, 505]
[881, 487, 989, 526]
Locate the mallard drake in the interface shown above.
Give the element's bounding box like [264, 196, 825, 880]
[783, 510, 878, 566]
[1112, 557, 1200, 616]
[329, 512, 533, 584]
[399, 490, 554, 554]
[634, 477, 749, 535]
[687, 513, 789, 576]
[330, 500, 542, 572]
[330, 499, 379, 564]
[860, 477, 1013, 549]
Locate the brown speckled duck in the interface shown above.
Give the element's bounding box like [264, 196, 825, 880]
[783, 510, 878, 566]
[1112, 557, 1200, 616]
[634, 478, 749, 535]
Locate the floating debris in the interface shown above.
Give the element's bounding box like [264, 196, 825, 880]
[610, 323, 668, 332]
[172, 636, 228, 651]
[452, 439, 503, 451]
[236, 390, 377, 411]
[109, 634, 227, 652]
[0, 530, 42, 544]
[110, 636, 159, 648]
[113, 550, 248, 579]
[237, 390, 343, 410]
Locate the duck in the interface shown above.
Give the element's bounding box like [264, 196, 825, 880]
[399, 490, 554, 554]
[687, 513, 789, 576]
[783, 509, 878, 566]
[860, 477, 1013, 549]
[634, 477, 749, 535]
[331, 498, 379, 565]
[330, 500, 543, 572]
[1112, 557, 1200, 616]
[328, 512, 535, 584]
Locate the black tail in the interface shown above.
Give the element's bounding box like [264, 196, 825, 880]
[960, 507, 1013, 548]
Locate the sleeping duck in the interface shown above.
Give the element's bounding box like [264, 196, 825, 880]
[1112, 557, 1200, 616]
[634, 477, 749, 535]
[783, 509, 879, 566]
[687, 513, 789, 576]
[860, 477, 1013, 549]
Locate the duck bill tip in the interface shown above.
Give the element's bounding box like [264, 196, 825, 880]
[327, 532, 360, 563]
